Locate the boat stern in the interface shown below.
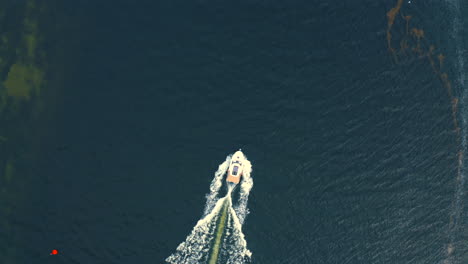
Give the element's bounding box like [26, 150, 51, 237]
[226, 150, 245, 184]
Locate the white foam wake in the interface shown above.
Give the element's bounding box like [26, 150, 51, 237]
[235, 156, 253, 225]
[203, 155, 231, 217]
[166, 197, 227, 264]
[166, 151, 253, 264]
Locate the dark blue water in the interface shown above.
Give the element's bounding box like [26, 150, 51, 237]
[2, 0, 467, 263]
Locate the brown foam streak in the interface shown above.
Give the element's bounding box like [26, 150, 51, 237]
[386, 0, 404, 59]
[439, 74, 460, 133]
[438, 54, 446, 70]
[387, 2, 460, 135]
[410, 28, 424, 55]
[387, 0, 463, 258]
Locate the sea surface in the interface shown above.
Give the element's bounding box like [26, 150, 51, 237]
[1, 0, 468, 263]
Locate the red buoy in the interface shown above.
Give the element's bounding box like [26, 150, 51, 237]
[50, 249, 58, 255]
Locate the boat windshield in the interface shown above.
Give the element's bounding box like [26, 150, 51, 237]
[232, 166, 239, 176]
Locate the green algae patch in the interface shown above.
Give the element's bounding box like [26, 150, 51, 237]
[1, 0, 45, 101]
[4, 161, 14, 183]
[0, 0, 70, 262]
[22, 16, 40, 59]
[3, 63, 43, 100]
[24, 33, 37, 59]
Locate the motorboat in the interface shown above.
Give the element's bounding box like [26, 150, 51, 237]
[226, 149, 245, 184]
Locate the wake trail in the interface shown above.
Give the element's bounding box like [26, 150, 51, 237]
[203, 156, 231, 217]
[444, 1, 467, 263]
[234, 158, 253, 225]
[166, 151, 253, 264]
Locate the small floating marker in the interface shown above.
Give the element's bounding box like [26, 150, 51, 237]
[50, 249, 59, 255]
